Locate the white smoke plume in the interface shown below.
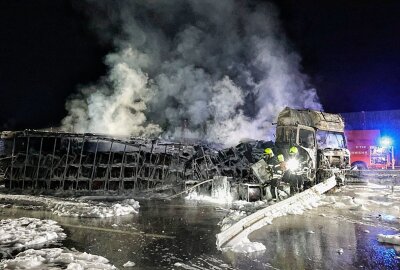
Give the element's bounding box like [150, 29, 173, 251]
[62, 0, 322, 146]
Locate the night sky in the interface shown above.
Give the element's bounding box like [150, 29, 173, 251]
[0, 0, 399, 130]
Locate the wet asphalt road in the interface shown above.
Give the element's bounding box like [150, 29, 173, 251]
[0, 184, 400, 269]
[230, 212, 399, 270]
[228, 184, 400, 270]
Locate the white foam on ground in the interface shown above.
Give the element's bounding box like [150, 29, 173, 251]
[231, 200, 269, 211]
[223, 194, 322, 253]
[319, 195, 370, 211]
[123, 260, 136, 267]
[51, 199, 140, 218]
[173, 254, 234, 270]
[223, 217, 274, 254]
[219, 210, 247, 232]
[321, 183, 400, 216]
[230, 193, 320, 253]
[184, 191, 233, 204]
[222, 194, 322, 235]
[0, 218, 66, 255]
[377, 233, 400, 245]
[218, 177, 337, 253]
[230, 237, 266, 253]
[0, 248, 117, 269]
[0, 193, 140, 218]
[218, 199, 275, 232]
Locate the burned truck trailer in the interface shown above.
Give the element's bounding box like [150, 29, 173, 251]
[0, 107, 350, 195]
[0, 130, 270, 192]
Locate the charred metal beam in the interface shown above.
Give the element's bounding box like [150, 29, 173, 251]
[89, 139, 100, 191]
[118, 143, 127, 191]
[134, 144, 141, 191]
[34, 137, 43, 188]
[61, 138, 71, 190]
[22, 136, 30, 189]
[105, 140, 114, 191]
[9, 136, 15, 189]
[76, 136, 86, 189]
[49, 137, 57, 186]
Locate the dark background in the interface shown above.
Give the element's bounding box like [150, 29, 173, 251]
[0, 0, 399, 130]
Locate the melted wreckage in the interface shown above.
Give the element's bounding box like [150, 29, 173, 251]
[0, 107, 350, 201]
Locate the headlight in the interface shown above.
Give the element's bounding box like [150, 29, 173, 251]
[287, 158, 299, 171]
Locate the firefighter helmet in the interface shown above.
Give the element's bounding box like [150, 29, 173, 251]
[289, 146, 298, 155]
[264, 148, 273, 156]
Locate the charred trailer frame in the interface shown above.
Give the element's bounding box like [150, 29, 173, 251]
[0, 130, 264, 192]
[0, 130, 224, 191]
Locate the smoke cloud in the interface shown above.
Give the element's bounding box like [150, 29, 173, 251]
[62, 0, 322, 146]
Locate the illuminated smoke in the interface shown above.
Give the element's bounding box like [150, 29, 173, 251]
[62, 0, 322, 146]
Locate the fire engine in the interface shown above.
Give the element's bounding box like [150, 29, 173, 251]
[345, 130, 394, 169]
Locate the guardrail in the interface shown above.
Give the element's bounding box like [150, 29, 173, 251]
[347, 169, 400, 177]
[216, 176, 336, 249]
[346, 169, 400, 185]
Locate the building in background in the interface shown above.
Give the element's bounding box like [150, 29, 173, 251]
[341, 110, 400, 169]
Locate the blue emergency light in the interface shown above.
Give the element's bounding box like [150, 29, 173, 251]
[380, 136, 393, 147]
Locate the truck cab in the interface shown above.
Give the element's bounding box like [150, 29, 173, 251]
[275, 107, 350, 184]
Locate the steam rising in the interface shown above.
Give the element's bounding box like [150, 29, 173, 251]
[62, 0, 322, 146]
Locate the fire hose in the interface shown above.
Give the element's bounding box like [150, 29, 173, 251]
[166, 179, 214, 199]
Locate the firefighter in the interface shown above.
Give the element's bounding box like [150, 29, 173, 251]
[284, 146, 304, 195]
[263, 148, 284, 200]
[289, 146, 298, 156]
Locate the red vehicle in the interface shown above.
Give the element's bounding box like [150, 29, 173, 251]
[345, 130, 393, 169]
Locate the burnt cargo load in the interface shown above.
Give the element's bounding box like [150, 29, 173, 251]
[0, 130, 272, 191]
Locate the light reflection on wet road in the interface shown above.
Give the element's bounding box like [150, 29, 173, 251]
[228, 213, 399, 269]
[227, 184, 400, 269]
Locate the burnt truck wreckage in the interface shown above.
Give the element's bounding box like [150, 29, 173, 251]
[0, 107, 350, 200]
[276, 107, 350, 184]
[250, 107, 350, 199]
[0, 131, 270, 194]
